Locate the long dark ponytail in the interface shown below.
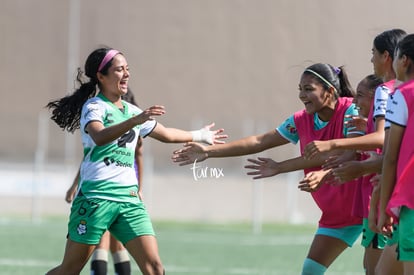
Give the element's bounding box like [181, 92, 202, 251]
[46, 48, 114, 132]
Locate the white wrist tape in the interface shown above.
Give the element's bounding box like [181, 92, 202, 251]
[191, 128, 214, 145]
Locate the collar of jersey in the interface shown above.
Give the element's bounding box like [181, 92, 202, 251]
[97, 92, 129, 116]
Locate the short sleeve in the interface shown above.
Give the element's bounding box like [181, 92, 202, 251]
[373, 85, 391, 118]
[127, 103, 157, 137]
[139, 120, 157, 137]
[344, 103, 365, 137]
[276, 115, 299, 144]
[386, 90, 408, 127]
[80, 101, 104, 132]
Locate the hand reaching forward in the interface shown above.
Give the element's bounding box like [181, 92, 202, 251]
[303, 140, 334, 160]
[344, 114, 367, 133]
[133, 105, 166, 125]
[298, 170, 331, 192]
[331, 160, 364, 184]
[193, 122, 228, 145]
[244, 157, 281, 179]
[172, 142, 208, 166]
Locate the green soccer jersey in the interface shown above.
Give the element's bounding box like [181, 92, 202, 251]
[79, 93, 156, 203]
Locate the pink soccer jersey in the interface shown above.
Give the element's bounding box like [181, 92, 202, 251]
[294, 97, 362, 228]
[385, 79, 414, 220]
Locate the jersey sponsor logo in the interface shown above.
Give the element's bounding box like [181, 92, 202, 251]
[111, 149, 132, 157]
[115, 160, 133, 168]
[103, 156, 133, 168]
[103, 157, 115, 166]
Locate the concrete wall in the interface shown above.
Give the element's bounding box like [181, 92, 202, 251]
[1, 0, 413, 223]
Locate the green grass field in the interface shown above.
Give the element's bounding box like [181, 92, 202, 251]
[0, 217, 365, 275]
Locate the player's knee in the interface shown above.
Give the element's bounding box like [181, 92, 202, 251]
[146, 259, 164, 275]
[152, 261, 164, 275]
[301, 258, 327, 275]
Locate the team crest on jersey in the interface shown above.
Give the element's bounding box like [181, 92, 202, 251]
[77, 220, 87, 235]
[285, 123, 297, 134]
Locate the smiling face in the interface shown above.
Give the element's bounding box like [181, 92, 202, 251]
[97, 54, 130, 99]
[353, 79, 374, 118]
[298, 73, 335, 120]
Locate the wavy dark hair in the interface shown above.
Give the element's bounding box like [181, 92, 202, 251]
[46, 47, 120, 132]
[303, 63, 355, 98]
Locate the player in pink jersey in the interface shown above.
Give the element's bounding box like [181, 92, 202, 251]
[173, 63, 363, 274]
[378, 33, 414, 273]
[302, 74, 385, 274]
[366, 29, 405, 275]
[302, 29, 406, 275]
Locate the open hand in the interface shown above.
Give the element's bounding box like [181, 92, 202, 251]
[244, 157, 280, 179]
[298, 170, 330, 192]
[345, 114, 367, 134]
[199, 122, 228, 145]
[303, 140, 333, 160]
[172, 142, 208, 166]
[133, 105, 166, 125]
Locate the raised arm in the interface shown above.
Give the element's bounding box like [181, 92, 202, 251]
[149, 122, 227, 144]
[244, 154, 330, 180]
[87, 105, 166, 146]
[172, 129, 290, 166]
[330, 152, 383, 183]
[304, 117, 385, 159]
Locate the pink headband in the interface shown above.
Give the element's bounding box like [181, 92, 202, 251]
[98, 49, 120, 72]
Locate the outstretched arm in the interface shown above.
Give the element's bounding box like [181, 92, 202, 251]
[244, 154, 329, 180]
[298, 169, 333, 192]
[149, 122, 227, 144]
[304, 117, 385, 159]
[244, 155, 334, 192]
[331, 153, 383, 183]
[87, 105, 166, 146]
[172, 130, 290, 166]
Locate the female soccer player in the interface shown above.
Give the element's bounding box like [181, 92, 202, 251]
[45, 47, 227, 275]
[173, 63, 363, 274]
